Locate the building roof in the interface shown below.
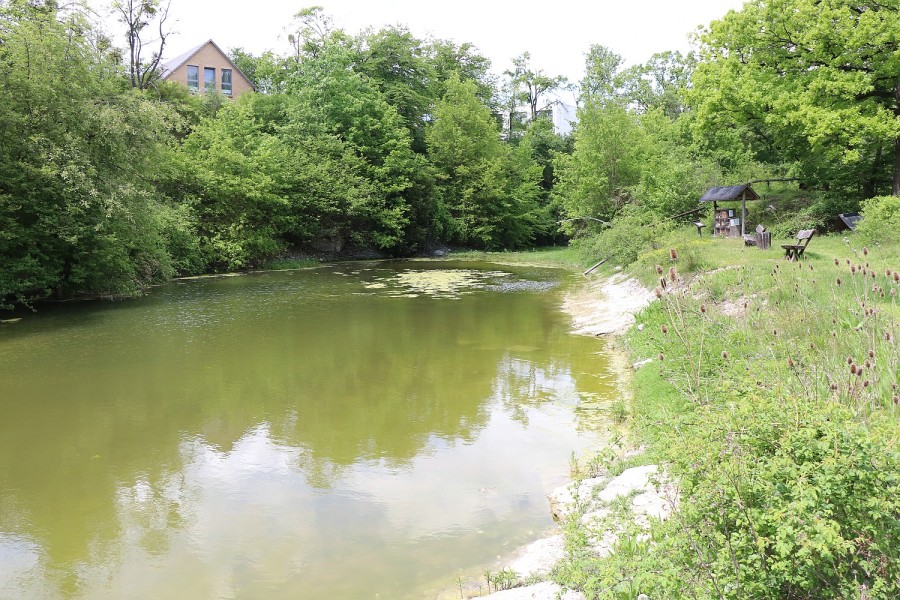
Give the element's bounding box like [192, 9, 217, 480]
[160, 39, 255, 90]
[699, 185, 760, 202]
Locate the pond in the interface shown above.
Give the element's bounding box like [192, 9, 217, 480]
[0, 260, 619, 599]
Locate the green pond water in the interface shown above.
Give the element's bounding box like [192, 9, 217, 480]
[0, 260, 619, 599]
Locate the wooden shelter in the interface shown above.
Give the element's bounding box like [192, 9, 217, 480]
[699, 185, 761, 237]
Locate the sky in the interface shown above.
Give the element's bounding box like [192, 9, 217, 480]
[89, 0, 746, 90]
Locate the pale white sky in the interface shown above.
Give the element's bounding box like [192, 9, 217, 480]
[90, 0, 746, 85]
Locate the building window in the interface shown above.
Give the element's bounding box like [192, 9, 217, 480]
[204, 67, 216, 93]
[221, 69, 232, 96]
[187, 65, 199, 92]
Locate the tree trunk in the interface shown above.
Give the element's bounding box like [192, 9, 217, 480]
[894, 137, 900, 196]
[894, 80, 900, 196]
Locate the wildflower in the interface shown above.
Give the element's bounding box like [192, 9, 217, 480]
[669, 266, 677, 282]
[669, 248, 678, 261]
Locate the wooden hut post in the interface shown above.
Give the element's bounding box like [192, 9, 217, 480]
[741, 190, 747, 237]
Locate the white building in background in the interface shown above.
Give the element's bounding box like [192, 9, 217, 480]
[496, 98, 578, 139]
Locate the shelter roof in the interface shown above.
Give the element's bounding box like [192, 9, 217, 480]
[699, 185, 760, 202]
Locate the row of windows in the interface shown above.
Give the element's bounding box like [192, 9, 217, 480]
[186, 65, 233, 95]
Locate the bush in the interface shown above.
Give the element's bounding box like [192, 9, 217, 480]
[570, 206, 674, 267]
[855, 195, 900, 245]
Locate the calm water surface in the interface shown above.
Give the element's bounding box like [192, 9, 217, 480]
[0, 260, 618, 599]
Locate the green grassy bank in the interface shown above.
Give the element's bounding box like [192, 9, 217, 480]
[550, 230, 900, 598]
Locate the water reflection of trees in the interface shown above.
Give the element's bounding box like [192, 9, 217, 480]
[0, 266, 614, 595]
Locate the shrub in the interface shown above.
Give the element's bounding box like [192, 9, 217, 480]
[570, 206, 674, 267]
[855, 195, 900, 245]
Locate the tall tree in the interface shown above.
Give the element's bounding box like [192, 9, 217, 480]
[112, 0, 172, 89]
[0, 1, 175, 305]
[692, 0, 900, 197]
[505, 52, 568, 121]
[580, 44, 623, 104]
[428, 74, 547, 249]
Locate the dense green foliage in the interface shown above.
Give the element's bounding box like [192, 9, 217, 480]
[1, 0, 898, 307]
[0, 2, 175, 307]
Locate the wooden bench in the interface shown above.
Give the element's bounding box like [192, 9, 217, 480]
[781, 229, 815, 261]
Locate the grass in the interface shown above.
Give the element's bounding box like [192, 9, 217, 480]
[447, 246, 592, 269]
[257, 258, 322, 271]
[551, 228, 900, 599]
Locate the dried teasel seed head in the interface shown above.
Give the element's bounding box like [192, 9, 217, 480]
[894, 272, 899, 282]
[865, 359, 872, 369]
[773, 329, 778, 337]
[660, 277, 667, 289]
[863, 247, 869, 256]
[888, 269, 893, 277]
[894, 383, 898, 391]
[835, 259, 840, 266]
[885, 332, 893, 341]
[658, 353, 665, 361]
[669, 266, 677, 281]
[847, 356, 854, 365]
[894, 395, 899, 405]
[851, 265, 857, 274]
[655, 264, 663, 275]
[869, 349, 875, 358]
[655, 287, 663, 299]
[661, 324, 668, 334]
[700, 304, 707, 313]
[864, 380, 870, 388]
[850, 364, 858, 374]
[787, 357, 795, 368]
[810, 343, 815, 350]
[669, 248, 678, 261]
[846, 259, 851, 265]
[866, 261, 870, 268]
[836, 278, 842, 286]
[830, 383, 838, 391]
[722, 351, 728, 359]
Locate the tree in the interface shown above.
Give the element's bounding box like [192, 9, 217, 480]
[580, 44, 623, 104]
[619, 51, 695, 118]
[692, 0, 900, 197]
[285, 5, 334, 61]
[427, 74, 547, 249]
[112, 0, 172, 89]
[0, 1, 175, 305]
[505, 52, 568, 121]
[553, 102, 649, 234]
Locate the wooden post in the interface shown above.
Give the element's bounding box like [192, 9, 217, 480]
[741, 192, 747, 237]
